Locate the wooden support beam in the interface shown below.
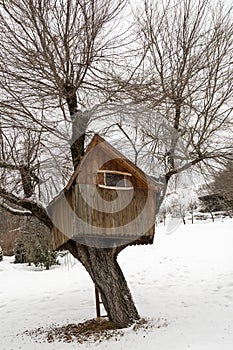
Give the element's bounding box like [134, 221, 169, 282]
[95, 285, 101, 318]
[95, 285, 108, 318]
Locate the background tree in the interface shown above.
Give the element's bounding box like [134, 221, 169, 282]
[209, 160, 233, 198]
[204, 160, 233, 213]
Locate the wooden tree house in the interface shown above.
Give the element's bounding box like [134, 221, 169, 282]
[48, 134, 161, 317]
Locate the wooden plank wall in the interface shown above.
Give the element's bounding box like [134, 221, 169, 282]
[73, 185, 155, 238]
[51, 144, 157, 248]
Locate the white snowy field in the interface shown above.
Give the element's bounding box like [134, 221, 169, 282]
[0, 218, 233, 350]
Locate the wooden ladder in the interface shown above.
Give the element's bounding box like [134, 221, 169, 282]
[95, 286, 108, 318]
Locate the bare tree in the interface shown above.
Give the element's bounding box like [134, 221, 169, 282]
[206, 160, 233, 212]
[113, 0, 233, 208]
[0, 0, 141, 328]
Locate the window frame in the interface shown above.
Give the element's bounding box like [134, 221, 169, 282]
[97, 170, 133, 190]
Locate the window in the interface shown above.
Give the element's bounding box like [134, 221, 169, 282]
[97, 170, 133, 190]
[106, 173, 125, 187]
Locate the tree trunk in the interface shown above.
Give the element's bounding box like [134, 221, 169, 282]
[63, 240, 140, 328]
[64, 84, 89, 169]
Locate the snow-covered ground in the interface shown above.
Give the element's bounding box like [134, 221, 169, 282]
[0, 219, 233, 350]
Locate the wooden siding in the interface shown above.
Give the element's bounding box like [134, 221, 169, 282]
[51, 184, 156, 249]
[49, 134, 159, 249]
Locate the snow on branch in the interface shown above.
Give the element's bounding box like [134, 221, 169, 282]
[0, 203, 32, 216]
[0, 187, 52, 229]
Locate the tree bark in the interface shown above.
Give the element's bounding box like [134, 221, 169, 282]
[62, 240, 140, 328]
[64, 84, 89, 169]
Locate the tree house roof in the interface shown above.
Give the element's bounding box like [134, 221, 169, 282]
[65, 134, 160, 191]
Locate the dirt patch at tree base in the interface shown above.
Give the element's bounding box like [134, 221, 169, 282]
[23, 317, 124, 344]
[21, 317, 166, 344]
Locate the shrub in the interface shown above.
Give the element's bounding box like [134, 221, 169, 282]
[14, 238, 27, 263]
[32, 240, 61, 270]
[14, 232, 63, 269]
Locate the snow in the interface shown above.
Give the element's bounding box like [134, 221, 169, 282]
[0, 219, 233, 349]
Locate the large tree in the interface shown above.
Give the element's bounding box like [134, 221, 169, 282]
[1, 0, 233, 329]
[0, 0, 140, 328]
